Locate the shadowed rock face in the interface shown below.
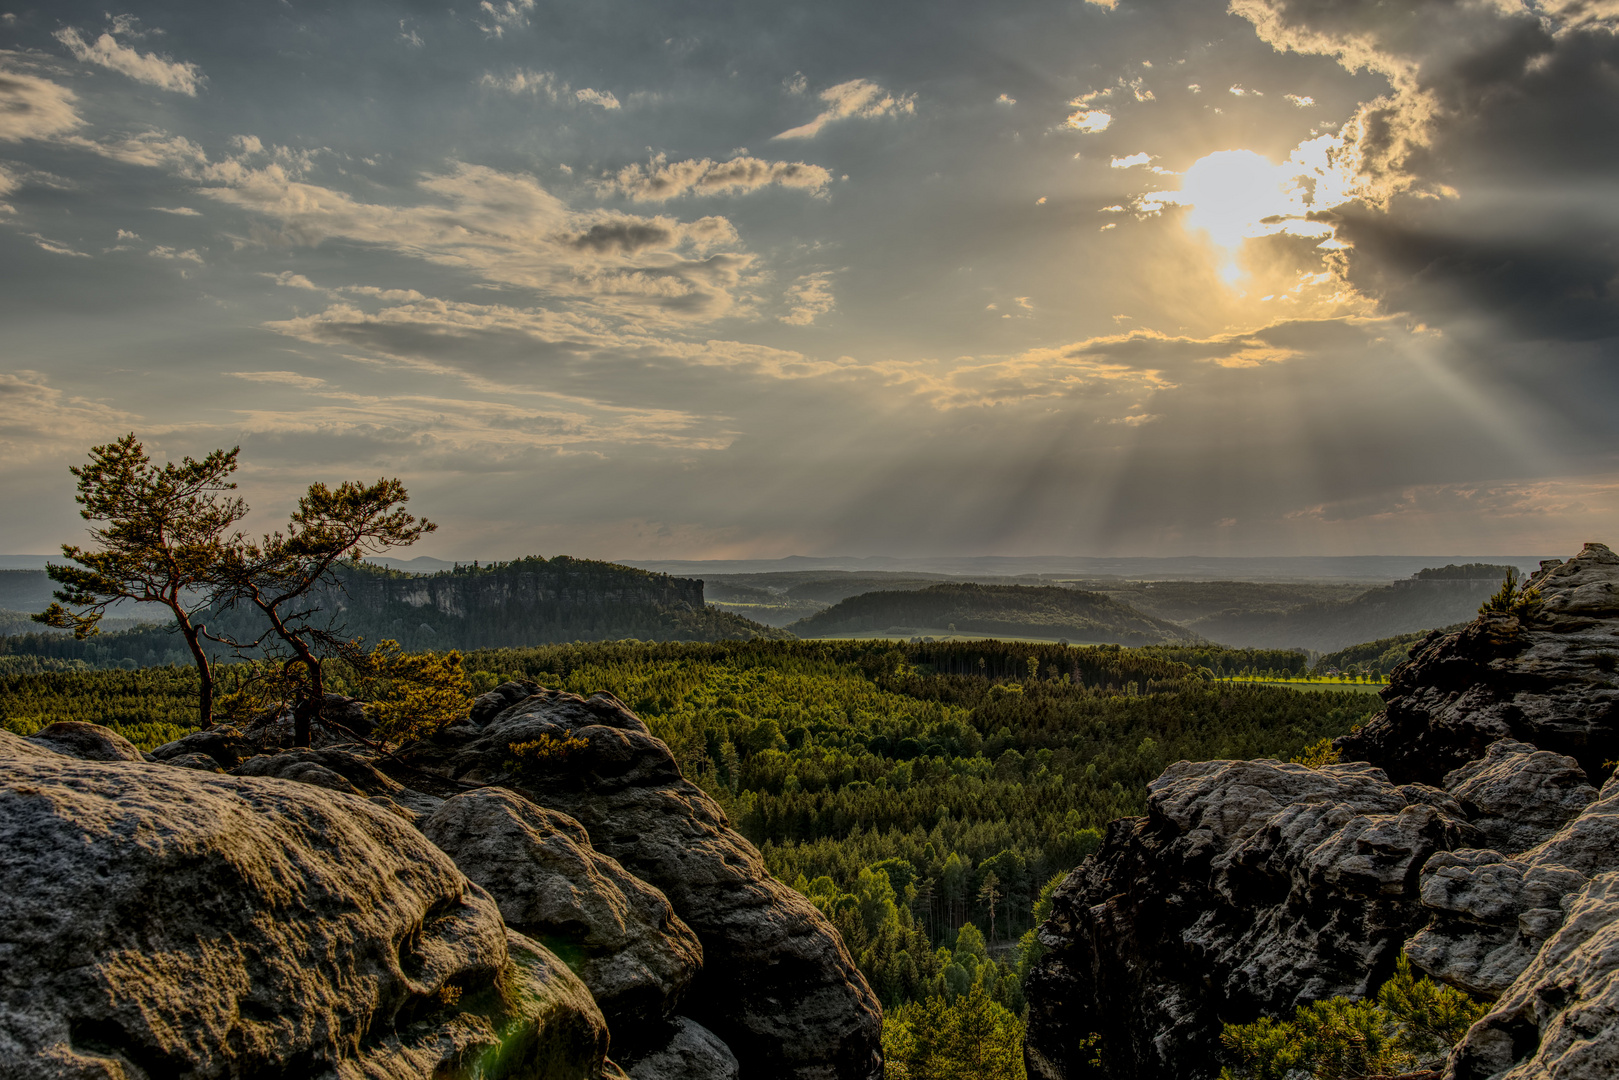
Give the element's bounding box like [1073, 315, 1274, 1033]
[0, 730, 613, 1080]
[1024, 543, 1619, 1080]
[624, 1016, 740, 1080]
[1338, 542, 1619, 785]
[422, 789, 703, 1046]
[404, 688, 884, 1080]
[1023, 759, 1477, 1080]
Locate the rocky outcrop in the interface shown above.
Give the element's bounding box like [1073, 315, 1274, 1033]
[1026, 543, 1619, 1080]
[1447, 871, 1619, 1079]
[0, 736, 615, 1079]
[1338, 542, 1619, 784]
[150, 727, 253, 769]
[404, 686, 884, 1080]
[422, 789, 703, 1042]
[1440, 740, 1597, 854]
[1023, 758, 1477, 1079]
[24, 721, 146, 762]
[1404, 749, 1603, 999]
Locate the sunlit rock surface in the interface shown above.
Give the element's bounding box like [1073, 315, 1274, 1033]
[0, 730, 614, 1080]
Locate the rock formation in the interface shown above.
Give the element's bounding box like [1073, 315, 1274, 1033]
[1023, 759, 1477, 1078]
[1338, 542, 1619, 784]
[623, 1017, 741, 1080]
[403, 686, 886, 1080]
[24, 721, 146, 762]
[1024, 542, 1619, 1080]
[0, 731, 615, 1079]
[7, 674, 882, 1077]
[421, 788, 703, 1042]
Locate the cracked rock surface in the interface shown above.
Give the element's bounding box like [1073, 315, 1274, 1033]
[1023, 758, 1476, 1080]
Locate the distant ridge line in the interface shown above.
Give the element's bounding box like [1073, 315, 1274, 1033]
[620, 554, 1551, 583]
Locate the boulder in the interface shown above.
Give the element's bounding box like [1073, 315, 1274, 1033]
[1023, 758, 1477, 1080]
[1, 729, 62, 760]
[1407, 771, 1619, 999]
[1441, 740, 1597, 854]
[1339, 543, 1619, 784]
[1446, 871, 1619, 1080]
[624, 1017, 741, 1080]
[232, 747, 444, 823]
[0, 741, 616, 1079]
[471, 680, 542, 727]
[421, 789, 703, 1042]
[150, 727, 252, 770]
[25, 722, 145, 762]
[404, 687, 883, 1080]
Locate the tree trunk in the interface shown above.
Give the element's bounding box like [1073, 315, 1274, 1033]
[176, 614, 213, 730]
[293, 656, 324, 748]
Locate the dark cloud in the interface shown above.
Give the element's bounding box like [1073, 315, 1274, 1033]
[568, 221, 673, 254]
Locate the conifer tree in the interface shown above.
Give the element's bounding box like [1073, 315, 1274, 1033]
[34, 434, 246, 727]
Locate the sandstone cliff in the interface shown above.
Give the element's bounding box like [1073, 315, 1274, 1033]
[1024, 542, 1619, 1080]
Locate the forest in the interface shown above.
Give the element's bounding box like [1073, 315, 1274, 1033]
[0, 636, 1386, 1075]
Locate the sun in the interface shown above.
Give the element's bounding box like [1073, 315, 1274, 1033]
[1171, 144, 1346, 285]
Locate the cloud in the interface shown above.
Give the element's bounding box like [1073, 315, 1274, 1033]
[1285, 93, 1315, 107]
[28, 233, 90, 258]
[1111, 152, 1153, 169]
[780, 272, 835, 325]
[481, 69, 564, 97]
[149, 245, 203, 263]
[0, 68, 83, 141]
[266, 271, 320, 289]
[601, 154, 832, 202]
[774, 78, 916, 140]
[175, 153, 754, 322]
[476, 0, 535, 38]
[69, 131, 208, 171]
[996, 93, 1017, 105]
[54, 28, 205, 95]
[152, 205, 202, 216]
[481, 69, 620, 109]
[1064, 109, 1112, 133]
[1230, 0, 1619, 342]
[574, 87, 620, 110]
[231, 371, 328, 390]
[0, 370, 134, 464]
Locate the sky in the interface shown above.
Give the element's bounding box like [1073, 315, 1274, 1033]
[2, 0, 1617, 561]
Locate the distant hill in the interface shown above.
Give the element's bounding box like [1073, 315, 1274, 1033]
[704, 571, 973, 627]
[786, 583, 1190, 645]
[1182, 566, 1513, 652]
[0, 556, 786, 669]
